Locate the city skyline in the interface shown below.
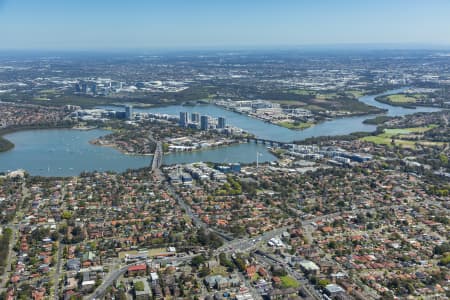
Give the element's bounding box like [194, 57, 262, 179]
[1, 0, 450, 50]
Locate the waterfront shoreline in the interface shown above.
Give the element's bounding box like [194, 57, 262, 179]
[72, 125, 98, 131]
[213, 102, 387, 132]
[374, 95, 445, 109]
[90, 137, 246, 157]
[0, 136, 14, 153]
[89, 139, 154, 156]
[0, 124, 74, 153]
[0, 87, 444, 176]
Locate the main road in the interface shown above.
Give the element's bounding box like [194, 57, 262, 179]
[149, 133, 163, 172]
[89, 132, 449, 300]
[148, 136, 233, 240]
[86, 226, 290, 300]
[0, 182, 28, 292]
[87, 265, 128, 300]
[253, 251, 322, 300]
[83, 196, 450, 300]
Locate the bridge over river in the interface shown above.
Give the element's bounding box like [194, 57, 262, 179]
[151, 141, 163, 171]
[148, 132, 163, 172]
[245, 137, 289, 147]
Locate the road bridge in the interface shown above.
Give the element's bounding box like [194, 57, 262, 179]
[245, 137, 289, 147]
[151, 141, 163, 171]
[148, 132, 163, 172]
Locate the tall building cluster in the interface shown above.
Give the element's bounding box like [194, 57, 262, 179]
[179, 112, 226, 131]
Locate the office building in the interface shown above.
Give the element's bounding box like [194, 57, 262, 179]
[91, 83, 97, 95]
[191, 112, 200, 123]
[179, 112, 188, 127]
[81, 83, 88, 94]
[200, 115, 209, 130]
[217, 117, 226, 129]
[230, 163, 241, 173]
[125, 105, 133, 120]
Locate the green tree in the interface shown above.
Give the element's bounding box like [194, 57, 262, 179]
[191, 255, 205, 268]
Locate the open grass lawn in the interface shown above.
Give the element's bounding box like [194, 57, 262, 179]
[316, 93, 337, 100]
[290, 89, 363, 99]
[361, 136, 417, 148]
[272, 100, 307, 106]
[210, 266, 228, 276]
[289, 89, 315, 96]
[361, 125, 441, 148]
[280, 275, 300, 288]
[346, 90, 364, 98]
[386, 94, 418, 103]
[39, 89, 60, 94]
[28, 94, 113, 107]
[303, 105, 325, 111]
[277, 121, 314, 130]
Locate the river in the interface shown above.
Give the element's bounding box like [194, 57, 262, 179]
[0, 129, 276, 176]
[102, 88, 441, 143]
[0, 88, 442, 176]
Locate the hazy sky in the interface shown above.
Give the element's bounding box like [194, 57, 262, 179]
[0, 0, 450, 50]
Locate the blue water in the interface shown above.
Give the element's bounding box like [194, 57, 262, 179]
[0, 129, 150, 176]
[164, 143, 275, 166]
[0, 88, 443, 176]
[359, 88, 441, 117]
[102, 88, 441, 143]
[0, 129, 275, 176]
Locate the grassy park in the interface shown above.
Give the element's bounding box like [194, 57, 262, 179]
[280, 275, 300, 288]
[386, 94, 418, 103]
[361, 126, 441, 148]
[277, 121, 314, 130]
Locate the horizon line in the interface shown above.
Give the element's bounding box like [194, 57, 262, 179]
[1, 42, 450, 53]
